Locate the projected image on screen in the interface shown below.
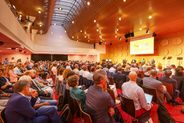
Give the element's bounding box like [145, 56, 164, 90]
[130, 37, 154, 55]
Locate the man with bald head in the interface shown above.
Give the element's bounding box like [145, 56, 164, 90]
[122, 71, 152, 117]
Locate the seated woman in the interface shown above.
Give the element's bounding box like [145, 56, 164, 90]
[67, 75, 86, 107]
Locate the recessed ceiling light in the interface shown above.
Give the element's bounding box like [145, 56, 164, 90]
[80, 30, 82, 33]
[116, 28, 119, 31]
[65, 30, 66, 33]
[139, 28, 142, 31]
[84, 31, 87, 34]
[148, 15, 152, 19]
[12, 5, 16, 9]
[19, 14, 22, 18]
[87, 1, 90, 6]
[72, 21, 75, 24]
[123, 0, 126, 2]
[38, 10, 42, 14]
[39, 24, 43, 27]
[118, 17, 122, 21]
[72, 36, 74, 39]
[58, 7, 62, 10]
[84, 35, 87, 38]
[94, 19, 96, 23]
[96, 29, 99, 32]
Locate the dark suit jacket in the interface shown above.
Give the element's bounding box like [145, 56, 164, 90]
[143, 77, 166, 104]
[5, 93, 36, 123]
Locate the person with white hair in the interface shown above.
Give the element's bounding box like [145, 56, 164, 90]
[122, 71, 152, 117]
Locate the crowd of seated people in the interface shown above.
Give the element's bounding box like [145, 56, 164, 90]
[0, 57, 184, 123]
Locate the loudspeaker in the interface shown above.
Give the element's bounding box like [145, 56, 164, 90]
[93, 43, 96, 49]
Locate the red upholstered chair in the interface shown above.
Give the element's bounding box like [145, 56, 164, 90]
[120, 95, 150, 123]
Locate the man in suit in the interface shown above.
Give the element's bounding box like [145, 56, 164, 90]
[143, 70, 172, 104]
[159, 70, 179, 100]
[113, 67, 126, 89]
[5, 75, 61, 123]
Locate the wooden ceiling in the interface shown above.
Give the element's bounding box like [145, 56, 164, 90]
[6, 0, 184, 44]
[7, 0, 55, 34]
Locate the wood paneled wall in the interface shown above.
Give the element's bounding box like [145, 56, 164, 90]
[100, 35, 184, 67]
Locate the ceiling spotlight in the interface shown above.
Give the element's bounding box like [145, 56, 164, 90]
[72, 21, 75, 24]
[84, 31, 87, 34]
[96, 29, 99, 32]
[116, 28, 119, 31]
[38, 10, 42, 14]
[58, 7, 62, 10]
[148, 15, 152, 19]
[123, 0, 126, 2]
[72, 36, 74, 39]
[87, 1, 90, 6]
[84, 35, 87, 38]
[80, 30, 82, 33]
[39, 24, 43, 27]
[12, 5, 16, 9]
[65, 30, 66, 33]
[139, 28, 142, 31]
[94, 19, 96, 23]
[118, 17, 122, 21]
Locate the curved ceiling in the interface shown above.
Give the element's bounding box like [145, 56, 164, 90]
[5, 0, 184, 44]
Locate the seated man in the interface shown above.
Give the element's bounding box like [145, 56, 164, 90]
[143, 70, 172, 104]
[159, 70, 179, 100]
[85, 69, 115, 123]
[5, 75, 61, 123]
[122, 71, 152, 117]
[0, 68, 13, 93]
[27, 70, 53, 97]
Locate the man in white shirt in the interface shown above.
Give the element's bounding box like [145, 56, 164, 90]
[122, 71, 152, 117]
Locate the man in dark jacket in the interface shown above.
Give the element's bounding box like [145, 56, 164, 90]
[5, 75, 61, 123]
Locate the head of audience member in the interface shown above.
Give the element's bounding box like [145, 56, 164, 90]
[8, 64, 15, 70]
[93, 69, 108, 91]
[74, 64, 79, 69]
[90, 66, 96, 73]
[150, 70, 157, 78]
[116, 67, 122, 73]
[164, 70, 172, 78]
[16, 62, 22, 68]
[62, 69, 71, 80]
[14, 75, 32, 96]
[175, 66, 184, 76]
[26, 70, 36, 79]
[57, 67, 65, 76]
[67, 75, 79, 88]
[128, 71, 137, 82]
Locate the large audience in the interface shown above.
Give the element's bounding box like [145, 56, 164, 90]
[0, 57, 184, 123]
